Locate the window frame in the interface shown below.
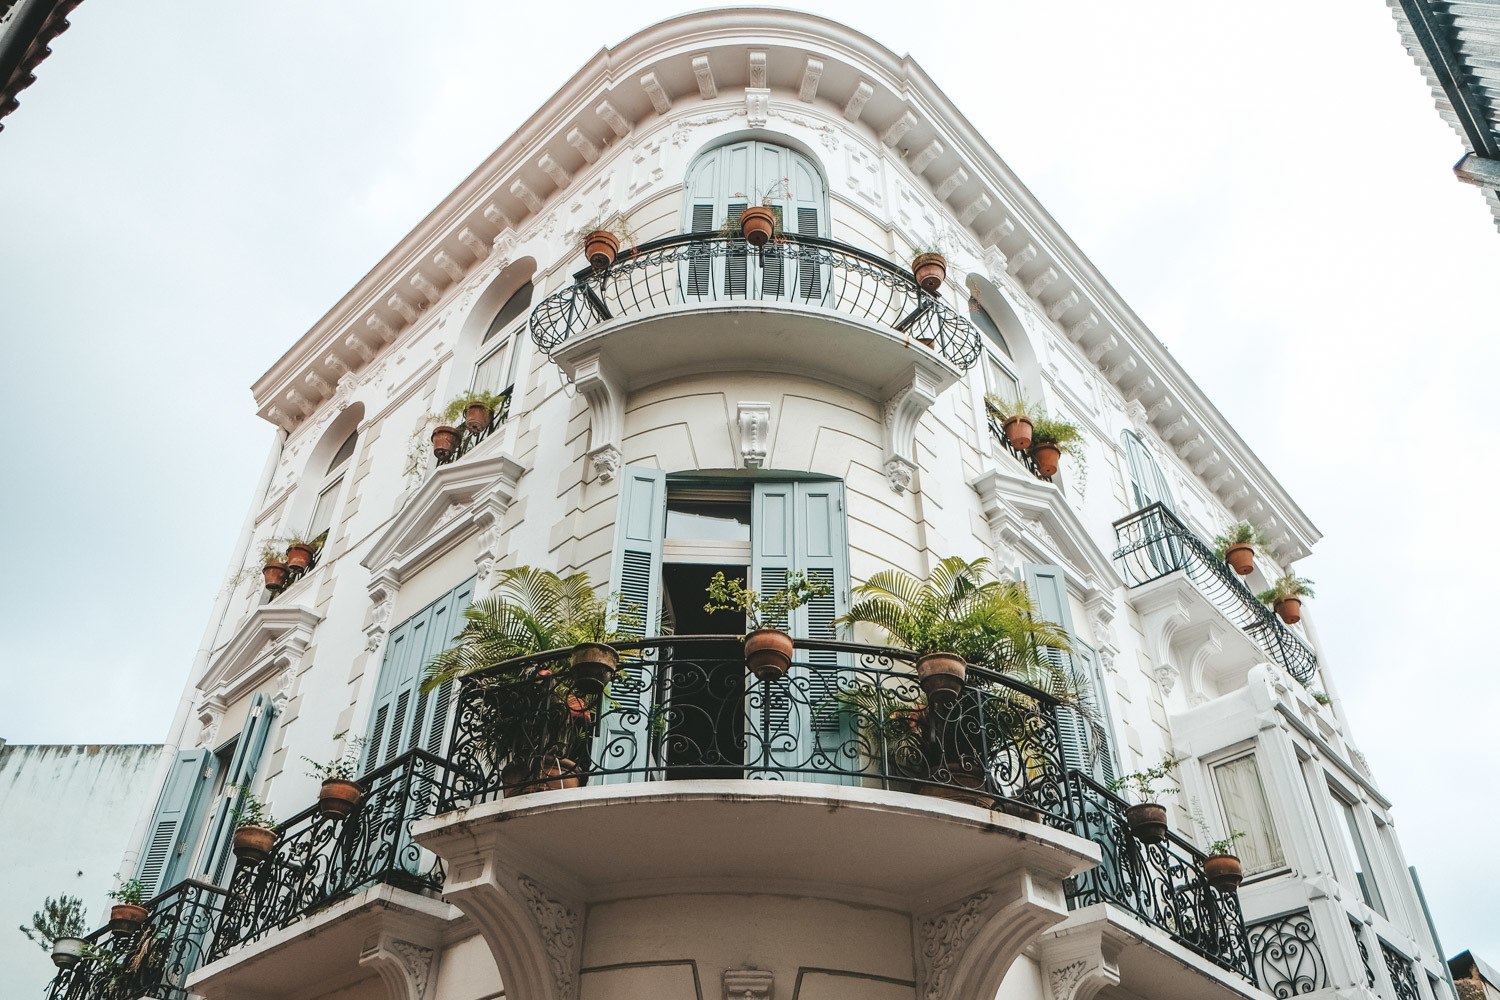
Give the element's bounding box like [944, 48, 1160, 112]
[472, 281, 534, 398]
[1208, 748, 1288, 877]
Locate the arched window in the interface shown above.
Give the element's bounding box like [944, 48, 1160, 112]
[1122, 430, 1173, 512]
[970, 299, 1020, 403]
[307, 430, 357, 540]
[473, 281, 533, 396]
[682, 140, 828, 300]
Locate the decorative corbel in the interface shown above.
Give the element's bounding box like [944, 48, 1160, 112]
[798, 57, 823, 102]
[569, 350, 625, 483]
[735, 401, 771, 469]
[360, 933, 438, 1000]
[1038, 923, 1124, 1000]
[722, 967, 774, 1000]
[365, 572, 401, 654]
[882, 363, 941, 493]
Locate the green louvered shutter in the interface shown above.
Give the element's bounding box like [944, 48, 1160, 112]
[593, 466, 665, 783]
[750, 482, 795, 774]
[682, 149, 721, 301]
[1071, 640, 1118, 787]
[198, 694, 276, 884]
[1024, 562, 1090, 778]
[793, 482, 852, 782]
[137, 749, 217, 898]
[788, 151, 827, 302]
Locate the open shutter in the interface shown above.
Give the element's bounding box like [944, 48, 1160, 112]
[198, 694, 276, 884]
[750, 483, 796, 774]
[682, 147, 721, 301]
[1071, 641, 1118, 787]
[1024, 563, 1090, 776]
[793, 482, 852, 783]
[138, 749, 216, 898]
[593, 466, 665, 783]
[1122, 431, 1173, 512]
[788, 152, 826, 302]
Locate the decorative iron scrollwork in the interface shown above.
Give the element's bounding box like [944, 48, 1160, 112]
[1247, 911, 1326, 996]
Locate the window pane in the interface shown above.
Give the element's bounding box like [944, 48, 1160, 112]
[666, 497, 751, 542]
[308, 476, 343, 538]
[474, 342, 509, 394]
[1333, 788, 1385, 915]
[985, 355, 1019, 402]
[970, 301, 1011, 357]
[483, 282, 533, 343]
[1213, 755, 1285, 874]
[327, 431, 357, 474]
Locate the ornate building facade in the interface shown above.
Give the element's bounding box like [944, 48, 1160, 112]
[48, 10, 1453, 1000]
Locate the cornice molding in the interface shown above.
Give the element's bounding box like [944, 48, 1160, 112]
[197, 605, 323, 706]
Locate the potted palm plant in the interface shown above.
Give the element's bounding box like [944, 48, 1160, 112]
[984, 392, 1036, 451]
[443, 389, 511, 436]
[230, 786, 277, 864]
[19, 894, 88, 968]
[1108, 756, 1179, 844]
[1257, 574, 1314, 625]
[702, 571, 832, 681]
[303, 735, 366, 819]
[1203, 831, 1248, 892]
[1213, 521, 1265, 576]
[1030, 416, 1084, 478]
[423, 567, 644, 793]
[106, 879, 148, 935]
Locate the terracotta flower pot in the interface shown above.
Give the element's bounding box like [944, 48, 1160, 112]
[1224, 543, 1255, 576]
[998, 799, 1044, 823]
[1274, 596, 1302, 625]
[51, 936, 87, 969]
[1032, 441, 1061, 477]
[1204, 853, 1244, 892]
[232, 824, 277, 864]
[569, 642, 619, 694]
[745, 628, 795, 681]
[464, 402, 492, 434]
[431, 425, 460, 461]
[317, 778, 363, 819]
[584, 230, 620, 271]
[739, 206, 777, 247]
[1002, 416, 1034, 451]
[1125, 802, 1168, 844]
[503, 755, 581, 796]
[262, 562, 289, 591]
[917, 755, 989, 807]
[916, 652, 967, 704]
[912, 252, 947, 293]
[284, 544, 315, 571]
[109, 903, 148, 936]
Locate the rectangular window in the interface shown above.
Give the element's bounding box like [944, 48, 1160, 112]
[1212, 754, 1285, 874]
[984, 354, 1020, 404]
[307, 476, 343, 539]
[473, 339, 511, 395]
[1332, 786, 1385, 915]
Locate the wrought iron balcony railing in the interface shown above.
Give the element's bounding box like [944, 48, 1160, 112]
[45, 879, 226, 1000]
[987, 415, 1054, 482]
[208, 748, 455, 961]
[527, 232, 983, 371]
[1112, 503, 1317, 685]
[1247, 910, 1327, 997]
[1066, 772, 1255, 981]
[440, 635, 1072, 824]
[435, 390, 510, 470]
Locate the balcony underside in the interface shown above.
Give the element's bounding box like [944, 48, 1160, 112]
[1129, 573, 1268, 699]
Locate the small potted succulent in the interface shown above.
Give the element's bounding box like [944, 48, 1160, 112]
[1029, 416, 1084, 478]
[1257, 574, 1315, 625]
[19, 894, 88, 968]
[281, 531, 325, 572]
[983, 392, 1036, 451]
[1108, 756, 1179, 844]
[910, 240, 948, 294]
[303, 735, 366, 819]
[703, 571, 833, 681]
[443, 389, 511, 436]
[106, 879, 148, 935]
[230, 786, 277, 865]
[259, 542, 290, 592]
[1203, 830, 1248, 892]
[577, 212, 638, 272]
[1213, 521, 1266, 577]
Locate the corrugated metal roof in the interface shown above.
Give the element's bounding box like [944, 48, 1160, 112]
[1390, 0, 1500, 232]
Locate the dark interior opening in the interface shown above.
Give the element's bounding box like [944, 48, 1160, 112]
[661, 562, 746, 779]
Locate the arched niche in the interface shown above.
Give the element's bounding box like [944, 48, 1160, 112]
[446, 257, 540, 400]
[285, 402, 365, 539]
[966, 274, 1044, 404]
[681, 132, 830, 237]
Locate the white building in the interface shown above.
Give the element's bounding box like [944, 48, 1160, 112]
[46, 11, 1454, 1000]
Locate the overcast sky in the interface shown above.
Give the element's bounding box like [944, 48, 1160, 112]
[1, 0, 1495, 961]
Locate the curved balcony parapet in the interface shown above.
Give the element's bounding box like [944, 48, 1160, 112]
[440, 635, 1072, 824]
[528, 232, 983, 372]
[1112, 503, 1317, 685]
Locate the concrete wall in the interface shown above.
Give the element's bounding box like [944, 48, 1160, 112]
[0, 742, 162, 992]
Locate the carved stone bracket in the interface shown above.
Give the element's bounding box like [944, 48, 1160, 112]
[882, 363, 942, 493]
[916, 868, 1072, 1000]
[919, 891, 993, 1000]
[568, 350, 625, 483]
[518, 876, 581, 1000]
[360, 932, 438, 1000]
[723, 966, 775, 1000]
[365, 571, 401, 655]
[736, 401, 771, 468]
[1038, 923, 1124, 1000]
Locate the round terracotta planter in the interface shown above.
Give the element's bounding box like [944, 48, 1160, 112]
[1204, 853, 1244, 892]
[1125, 802, 1169, 844]
[262, 562, 289, 591]
[916, 652, 967, 704]
[739, 206, 777, 247]
[1002, 416, 1034, 451]
[503, 755, 581, 795]
[109, 903, 148, 936]
[51, 936, 87, 969]
[431, 425, 460, 461]
[917, 756, 989, 807]
[998, 798, 1044, 823]
[912, 252, 947, 293]
[745, 628, 795, 681]
[464, 403, 491, 434]
[1274, 596, 1302, 625]
[1224, 543, 1255, 576]
[584, 229, 620, 271]
[1032, 441, 1062, 477]
[232, 824, 276, 864]
[284, 544, 315, 571]
[317, 779, 363, 819]
[569, 642, 619, 694]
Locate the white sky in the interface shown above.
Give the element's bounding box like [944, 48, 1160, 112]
[1, 0, 1496, 962]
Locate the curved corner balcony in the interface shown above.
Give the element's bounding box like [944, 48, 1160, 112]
[528, 233, 983, 488]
